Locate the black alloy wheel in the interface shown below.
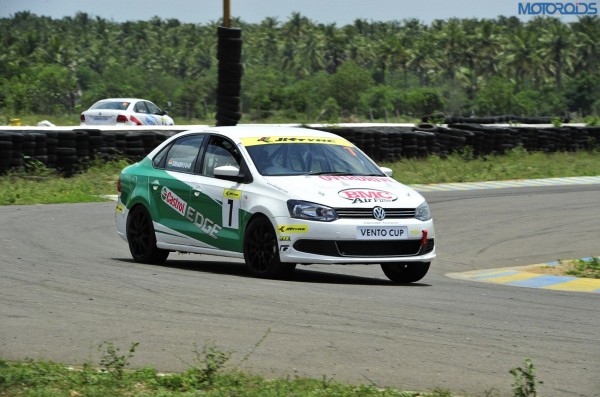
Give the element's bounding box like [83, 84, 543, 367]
[127, 206, 169, 264]
[244, 216, 296, 278]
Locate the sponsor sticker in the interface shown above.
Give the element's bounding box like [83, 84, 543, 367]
[161, 186, 187, 216]
[167, 159, 192, 170]
[161, 186, 221, 239]
[338, 188, 398, 204]
[115, 204, 124, 214]
[223, 189, 242, 199]
[279, 236, 291, 241]
[357, 226, 408, 240]
[277, 225, 309, 233]
[242, 136, 352, 147]
[319, 175, 392, 182]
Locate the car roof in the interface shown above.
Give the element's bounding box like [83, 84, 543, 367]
[95, 98, 145, 103]
[178, 125, 342, 142]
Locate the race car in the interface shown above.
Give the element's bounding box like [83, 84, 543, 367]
[115, 125, 435, 283]
[80, 98, 174, 126]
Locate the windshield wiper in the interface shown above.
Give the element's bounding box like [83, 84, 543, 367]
[306, 171, 356, 176]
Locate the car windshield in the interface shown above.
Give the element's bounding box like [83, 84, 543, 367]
[245, 140, 385, 177]
[91, 101, 130, 110]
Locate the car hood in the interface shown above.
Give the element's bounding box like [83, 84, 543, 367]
[262, 175, 425, 208]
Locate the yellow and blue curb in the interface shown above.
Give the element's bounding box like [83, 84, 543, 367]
[447, 258, 600, 293]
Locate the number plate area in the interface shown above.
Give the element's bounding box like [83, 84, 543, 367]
[356, 226, 408, 240]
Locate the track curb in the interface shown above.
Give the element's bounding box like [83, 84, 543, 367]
[446, 259, 600, 293]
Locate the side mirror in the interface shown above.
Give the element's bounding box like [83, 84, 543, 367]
[380, 166, 393, 177]
[214, 165, 246, 182]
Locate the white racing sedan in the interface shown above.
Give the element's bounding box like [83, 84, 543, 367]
[80, 98, 174, 126]
[115, 126, 435, 283]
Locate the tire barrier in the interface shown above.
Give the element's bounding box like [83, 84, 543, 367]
[0, 124, 598, 175]
[0, 129, 184, 176]
[421, 114, 571, 125]
[215, 26, 243, 127]
[316, 124, 600, 163]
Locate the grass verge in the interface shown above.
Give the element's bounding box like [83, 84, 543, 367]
[0, 339, 457, 397]
[0, 359, 451, 397]
[0, 158, 128, 205]
[0, 340, 544, 397]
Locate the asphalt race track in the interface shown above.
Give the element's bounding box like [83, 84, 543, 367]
[1, 183, 599, 396]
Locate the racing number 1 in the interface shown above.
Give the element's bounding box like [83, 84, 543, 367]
[226, 199, 234, 227]
[222, 190, 240, 229]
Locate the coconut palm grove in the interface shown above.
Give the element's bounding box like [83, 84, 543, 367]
[0, 12, 598, 123]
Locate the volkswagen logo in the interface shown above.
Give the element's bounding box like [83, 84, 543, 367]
[372, 206, 386, 221]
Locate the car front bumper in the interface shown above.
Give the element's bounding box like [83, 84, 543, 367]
[272, 216, 436, 265]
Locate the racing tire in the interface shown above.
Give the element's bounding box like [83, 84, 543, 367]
[244, 216, 296, 279]
[381, 262, 430, 284]
[126, 206, 169, 264]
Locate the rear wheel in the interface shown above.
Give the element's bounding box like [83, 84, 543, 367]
[126, 206, 169, 264]
[381, 262, 430, 283]
[244, 216, 296, 278]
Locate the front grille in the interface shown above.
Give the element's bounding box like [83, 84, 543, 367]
[294, 239, 434, 257]
[335, 207, 416, 219]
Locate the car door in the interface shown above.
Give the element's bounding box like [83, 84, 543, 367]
[132, 101, 150, 125]
[185, 134, 247, 254]
[149, 134, 206, 247]
[144, 101, 166, 125]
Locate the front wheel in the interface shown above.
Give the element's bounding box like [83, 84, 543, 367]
[243, 216, 296, 279]
[126, 206, 169, 264]
[381, 262, 430, 284]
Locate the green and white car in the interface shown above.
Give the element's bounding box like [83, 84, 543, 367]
[115, 126, 435, 283]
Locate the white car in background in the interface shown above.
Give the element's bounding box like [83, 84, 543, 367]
[115, 126, 435, 283]
[80, 98, 174, 126]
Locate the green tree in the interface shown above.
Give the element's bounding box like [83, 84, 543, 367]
[361, 85, 396, 120]
[404, 87, 445, 116]
[473, 77, 516, 115]
[328, 60, 374, 114]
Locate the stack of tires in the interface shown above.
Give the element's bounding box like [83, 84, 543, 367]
[0, 134, 12, 174]
[215, 26, 243, 126]
[56, 131, 78, 176]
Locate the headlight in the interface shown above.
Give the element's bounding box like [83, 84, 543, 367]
[287, 200, 338, 222]
[415, 201, 432, 221]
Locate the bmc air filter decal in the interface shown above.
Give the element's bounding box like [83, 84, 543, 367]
[338, 188, 398, 204]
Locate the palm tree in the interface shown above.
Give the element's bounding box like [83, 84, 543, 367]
[571, 16, 600, 74]
[503, 24, 539, 90]
[538, 18, 575, 89]
[431, 18, 467, 83]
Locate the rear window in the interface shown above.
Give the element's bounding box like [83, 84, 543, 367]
[91, 101, 130, 110]
[160, 135, 205, 173]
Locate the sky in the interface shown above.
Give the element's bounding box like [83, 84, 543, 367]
[0, 0, 586, 25]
